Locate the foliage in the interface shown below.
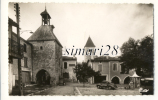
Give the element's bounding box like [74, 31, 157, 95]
[120, 35, 153, 77]
[74, 62, 101, 86]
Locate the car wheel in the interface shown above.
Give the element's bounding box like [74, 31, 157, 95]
[97, 86, 100, 89]
[142, 93, 145, 95]
[108, 86, 111, 90]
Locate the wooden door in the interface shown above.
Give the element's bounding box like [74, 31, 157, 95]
[22, 71, 30, 84]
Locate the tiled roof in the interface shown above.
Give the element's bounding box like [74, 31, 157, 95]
[62, 56, 77, 61]
[91, 56, 120, 62]
[84, 37, 95, 47]
[27, 25, 63, 47]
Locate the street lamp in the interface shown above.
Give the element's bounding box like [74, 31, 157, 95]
[20, 30, 33, 34]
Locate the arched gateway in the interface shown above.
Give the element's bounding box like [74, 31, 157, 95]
[124, 76, 131, 84]
[111, 76, 120, 84]
[36, 69, 50, 85]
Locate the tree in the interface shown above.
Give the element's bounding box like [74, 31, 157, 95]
[138, 35, 153, 76]
[74, 62, 100, 87]
[120, 35, 153, 77]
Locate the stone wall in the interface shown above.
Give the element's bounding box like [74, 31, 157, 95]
[55, 42, 62, 83]
[31, 40, 62, 84]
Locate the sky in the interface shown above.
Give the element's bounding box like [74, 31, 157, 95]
[8, 3, 153, 62]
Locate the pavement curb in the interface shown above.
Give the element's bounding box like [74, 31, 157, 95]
[75, 87, 82, 95]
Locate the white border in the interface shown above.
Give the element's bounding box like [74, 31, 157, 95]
[1, 0, 158, 100]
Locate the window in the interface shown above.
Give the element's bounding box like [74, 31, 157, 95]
[24, 44, 27, 52]
[24, 57, 28, 68]
[40, 46, 43, 50]
[113, 63, 117, 71]
[98, 63, 102, 72]
[64, 62, 67, 69]
[120, 64, 129, 74]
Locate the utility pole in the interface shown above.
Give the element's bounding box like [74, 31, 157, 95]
[14, 3, 23, 95]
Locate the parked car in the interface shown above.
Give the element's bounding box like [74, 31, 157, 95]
[96, 80, 117, 90]
[139, 78, 153, 95]
[58, 78, 66, 86]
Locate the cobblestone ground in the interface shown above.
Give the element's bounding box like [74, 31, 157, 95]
[76, 83, 142, 95]
[11, 85, 52, 95]
[33, 82, 75, 95]
[78, 87, 141, 95]
[19, 82, 142, 96]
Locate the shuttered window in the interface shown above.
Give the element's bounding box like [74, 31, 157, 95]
[113, 63, 117, 71]
[64, 62, 67, 69]
[98, 64, 102, 72]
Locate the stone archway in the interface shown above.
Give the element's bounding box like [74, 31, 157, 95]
[124, 76, 131, 84]
[36, 69, 50, 85]
[111, 76, 120, 84]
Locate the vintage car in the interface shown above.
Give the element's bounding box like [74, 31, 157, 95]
[139, 78, 153, 95]
[58, 78, 66, 86]
[96, 80, 117, 90]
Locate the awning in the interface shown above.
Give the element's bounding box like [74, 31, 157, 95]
[130, 71, 140, 78]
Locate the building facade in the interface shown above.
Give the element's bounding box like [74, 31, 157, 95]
[8, 18, 33, 94]
[9, 7, 63, 94]
[62, 56, 77, 81]
[27, 8, 63, 85]
[85, 37, 133, 84]
[88, 56, 133, 84]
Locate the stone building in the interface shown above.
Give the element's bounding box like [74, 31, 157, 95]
[27, 8, 63, 85]
[88, 56, 133, 84]
[85, 37, 133, 84]
[62, 56, 77, 81]
[84, 36, 95, 62]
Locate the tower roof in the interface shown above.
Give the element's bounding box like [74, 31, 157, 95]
[84, 36, 95, 47]
[27, 25, 62, 47]
[40, 8, 51, 19]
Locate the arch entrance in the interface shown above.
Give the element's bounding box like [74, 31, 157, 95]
[124, 76, 131, 84]
[36, 69, 50, 85]
[111, 76, 120, 84]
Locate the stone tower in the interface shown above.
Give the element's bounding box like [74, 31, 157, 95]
[27, 7, 63, 85]
[84, 36, 95, 62]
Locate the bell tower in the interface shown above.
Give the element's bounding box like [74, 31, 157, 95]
[84, 36, 95, 62]
[40, 6, 51, 25]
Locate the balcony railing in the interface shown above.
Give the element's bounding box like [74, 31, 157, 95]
[9, 38, 24, 58]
